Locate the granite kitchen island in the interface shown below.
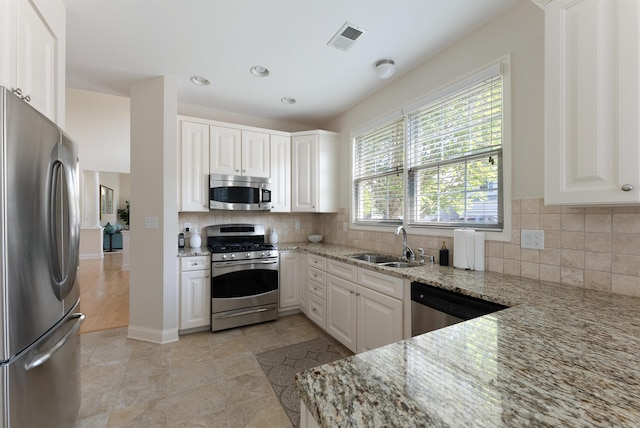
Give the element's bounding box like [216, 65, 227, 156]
[292, 243, 640, 427]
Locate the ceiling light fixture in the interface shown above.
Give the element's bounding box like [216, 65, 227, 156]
[250, 66, 270, 77]
[190, 75, 210, 86]
[281, 97, 296, 105]
[375, 59, 395, 79]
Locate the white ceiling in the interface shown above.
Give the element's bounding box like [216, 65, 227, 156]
[63, 0, 521, 128]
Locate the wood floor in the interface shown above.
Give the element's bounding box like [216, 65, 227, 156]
[78, 252, 129, 334]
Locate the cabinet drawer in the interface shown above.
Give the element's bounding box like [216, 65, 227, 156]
[307, 254, 326, 270]
[180, 256, 209, 271]
[357, 268, 403, 300]
[307, 293, 326, 329]
[308, 266, 326, 285]
[308, 279, 327, 299]
[327, 259, 358, 282]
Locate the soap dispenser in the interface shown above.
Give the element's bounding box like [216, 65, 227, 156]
[439, 241, 449, 266]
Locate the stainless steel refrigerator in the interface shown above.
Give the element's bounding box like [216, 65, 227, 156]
[0, 86, 84, 427]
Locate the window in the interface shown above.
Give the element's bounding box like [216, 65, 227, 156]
[352, 61, 507, 232]
[352, 117, 404, 223]
[407, 71, 503, 229]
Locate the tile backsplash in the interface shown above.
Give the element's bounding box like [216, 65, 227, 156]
[177, 211, 317, 246]
[181, 198, 640, 298]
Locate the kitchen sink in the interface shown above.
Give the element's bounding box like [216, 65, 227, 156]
[379, 261, 413, 268]
[350, 254, 398, 264]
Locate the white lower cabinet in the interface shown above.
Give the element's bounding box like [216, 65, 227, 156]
[326, 259, 404, 354]
[299, 253, 308, 314]
[279, 251, 300, 311]
[300, 400, 320, 428]
[179, 256, 210, 332]
[299, 254, 404, 353]
[356, 284, 403, 353]
[326, 273, 357, 351]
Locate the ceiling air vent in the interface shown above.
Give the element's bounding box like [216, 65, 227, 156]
[327, 22, 366, 52]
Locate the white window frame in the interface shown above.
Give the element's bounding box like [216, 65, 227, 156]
[350, 56, 512, 242]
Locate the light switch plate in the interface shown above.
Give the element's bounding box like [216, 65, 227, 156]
[145, 216, 158, 229]
[343, 222, 348, 232]
[295, 221, 300, 230]
[521, 229, 544, 250]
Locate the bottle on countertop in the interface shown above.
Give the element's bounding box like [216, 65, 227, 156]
[439, 241, 449, 266]
[190, 230, 201, 248]
[269, 227, 279, 245]
[178, 233, 185, 249]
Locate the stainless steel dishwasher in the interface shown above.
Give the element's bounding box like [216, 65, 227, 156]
[411, 281, 508, 336]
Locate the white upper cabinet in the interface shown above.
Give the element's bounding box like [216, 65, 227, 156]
[291, 130, 339, 213]
[179, 120, 210, 212]
[210, 126, 242, 176]
[544, 0, 640, 205]
[241, 130, 270, 178]
[270, 134, 291, 212]
[210, 127, 269, 178]
[1, 0, 65, 124]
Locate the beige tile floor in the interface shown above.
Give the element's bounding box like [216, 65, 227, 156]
[75, 313, 329, 427]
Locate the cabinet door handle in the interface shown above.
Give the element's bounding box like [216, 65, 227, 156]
[621, 184, 633, 192]
[349, 290, 354, 294]
[356, 292, 360, 296]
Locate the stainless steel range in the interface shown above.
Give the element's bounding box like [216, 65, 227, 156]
[207, 224, 279, 332]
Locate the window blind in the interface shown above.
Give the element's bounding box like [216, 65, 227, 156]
[406, 73, 503, 228]
[353, 117, 404, 223]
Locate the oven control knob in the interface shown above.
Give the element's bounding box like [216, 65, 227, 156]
[230, 254, 236, 259]
[222, 254, 227, 260]
[259, 252, 265, 257]
[246, 253, 251, 258]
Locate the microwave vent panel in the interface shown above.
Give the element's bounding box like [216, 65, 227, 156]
[327, 22, 366, 52]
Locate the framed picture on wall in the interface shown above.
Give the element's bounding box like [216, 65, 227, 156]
[100, 185, 114, 219]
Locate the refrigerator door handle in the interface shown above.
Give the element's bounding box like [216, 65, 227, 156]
[24, 313, 85, 371]
[48, 141, 80, 301]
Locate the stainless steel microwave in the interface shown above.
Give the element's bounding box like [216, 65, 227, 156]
[209, 174, 272, 211]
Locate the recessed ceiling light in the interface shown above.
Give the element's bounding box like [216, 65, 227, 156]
[250, 66, 270, 77]
[190, 75, 210, 86]
[281, 97, 296, 105]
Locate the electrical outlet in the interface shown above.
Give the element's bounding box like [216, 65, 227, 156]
[184, 222, 191, 231]
[295, 221, 300, 230]
[521, 229, 544, 250]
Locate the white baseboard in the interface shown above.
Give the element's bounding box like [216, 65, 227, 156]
[80, 253, 103, 260]
[127, 325, 179, 344]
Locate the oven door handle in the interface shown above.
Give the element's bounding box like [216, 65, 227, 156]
[213, 259, 278, 268]
[216, 308, 270, 319]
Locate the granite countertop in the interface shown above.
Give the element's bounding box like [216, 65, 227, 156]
[177, 247, 210, 257]
[289, 242, 640, 427]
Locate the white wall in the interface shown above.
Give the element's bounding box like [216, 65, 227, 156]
[178, 102, 315, 133]
[65, 88, 130, 173]
[323, 0, 544, 206]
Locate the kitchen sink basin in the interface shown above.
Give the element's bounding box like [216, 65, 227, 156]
[350, 254, 398, 263]
[379, 261, 413, 268]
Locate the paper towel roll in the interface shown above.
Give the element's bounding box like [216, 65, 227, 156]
[453, 229, 475, 269]
[474, 232, 485, 271]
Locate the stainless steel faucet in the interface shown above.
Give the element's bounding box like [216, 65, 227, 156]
[394, 226, 415, 262]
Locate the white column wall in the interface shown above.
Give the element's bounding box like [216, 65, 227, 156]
[127, 76, 179, 344]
